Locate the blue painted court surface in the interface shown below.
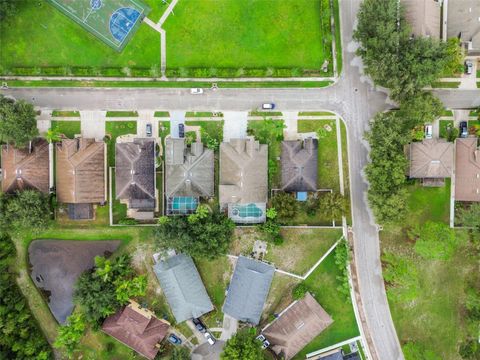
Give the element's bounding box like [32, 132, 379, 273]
[110, 7, 141, 43]
[48, 0, 150, 51]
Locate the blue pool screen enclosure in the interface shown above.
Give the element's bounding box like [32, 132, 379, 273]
[167, 196, 199, 215]
[47, 0, 150, 51]
[228, 203, 266, 224]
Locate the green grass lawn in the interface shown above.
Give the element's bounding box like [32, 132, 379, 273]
[185, 120, 224, 145]
[431, 82, 461, 88]
[380, 180, 478, 359]
[0, 1, 160, 76]
[51, 110, 80, 117]
[298, 119, 340, 191]
[439, 120, 454, 139]
[105, 121, 137, 167]
[106, 111, 139, 117]
[154, 111, 170, 117]
[163, 0, 333, 73]
[293, 251, 360, 359]
[51, 120, 81, 138]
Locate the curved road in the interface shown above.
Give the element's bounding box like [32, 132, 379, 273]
[2, 1, 479, 359]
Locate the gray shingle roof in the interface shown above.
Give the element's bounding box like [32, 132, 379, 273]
[165, 139, 214, 198]
[222, 256, 275, 325]
[281, 138, 318, 192]
[115, 139, 156, 210]
[153, 254, 213, 323]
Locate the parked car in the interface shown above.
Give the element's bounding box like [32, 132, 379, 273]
[465, 60, 473, 75]
[424, 124, 433, 139]
[261, 103, 275, 110]
[460, 121, 468, 138]
[256, 334, 270, 349]
[204, 332, 216, 345]
[192, 318, 206, 333]
[178, 123, 185, 138]
[167, 334, 182, 345]
[146, 123, 152, 137]
[190, 88, 204, 95]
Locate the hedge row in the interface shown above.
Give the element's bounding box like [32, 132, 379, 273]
[2, 66, 333, 78]
[165, 67, 332, 78]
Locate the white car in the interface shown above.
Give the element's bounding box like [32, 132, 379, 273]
[424, 124, 433, 139]
[190, 88, 204, 95]
[261, 103, 275, 110]
[204, 332, 216, 345]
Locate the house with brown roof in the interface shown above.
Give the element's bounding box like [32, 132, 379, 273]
[1, 138, 49, 194]
[165, 138, 214, 215]
[455, 138, 480, 202]
[219, 137, 268, 223]
[281, 138, 318, 192]
[262, 292, 333, 359]
[402, 0, 441, 39]
[115, 139, 156, 219]
[56, 138, 106, 219]
[408, 139, 454, 185]
[102, 301, 170, 360]
[447, 0, 480, 55]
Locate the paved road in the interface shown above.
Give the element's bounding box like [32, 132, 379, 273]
[2, 1, 480, 359]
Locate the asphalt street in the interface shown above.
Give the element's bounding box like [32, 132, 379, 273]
[1, 1, 479, 359]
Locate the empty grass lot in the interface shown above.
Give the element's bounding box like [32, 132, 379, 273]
[163, 0, 332, 70]
[293, 251, 359, 359]
[50, 120, 81, 139]
[381, 180, 478, 359]
[0, 1, 160, 75]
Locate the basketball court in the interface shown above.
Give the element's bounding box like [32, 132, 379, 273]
[48, 0, 150, 51]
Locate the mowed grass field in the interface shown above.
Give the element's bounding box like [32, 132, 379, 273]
[0, 0, 161, 74]
[164, 0, 331, 69]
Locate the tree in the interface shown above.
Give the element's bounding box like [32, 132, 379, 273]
[247, 118, 285, 145]
[169, 347, 191, 360]
[73, 255, 141, 326]
[54, 313, 86, 358]
[319, 192, 345, 221]
[292, 282, 309, 300]
[0, 95, 38, 147]
[45, 127, 61, 143]
[220, 328, 264, 360]
[354, 0, 457, 102]
[271, 192, 298, 220]
[409, 222, 459, 261]
[0, 0, 16, 20]
[0, 190, 51, 233]
[456, 203, 480, 230]
[0, 234, 52, 359]
[382, 252, 420, 302]
[397, 92, 444, 129]
[442, 37, 464, 77]
[155, 207, 235, 260]
[364, 112, 410, 223]
[334, 238, 350, 299]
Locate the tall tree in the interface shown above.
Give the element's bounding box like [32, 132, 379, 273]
[0, 190, 51, 232]
[0, 95, 38, 147]
[220, 328, 264, 360]
[155, 207, 235, 259]
[54, 313, 86, 359]
[0, 0, 16, 20]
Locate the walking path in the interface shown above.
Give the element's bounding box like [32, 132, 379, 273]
[157, 0, 179, 78]
[335, 115, 345, 196]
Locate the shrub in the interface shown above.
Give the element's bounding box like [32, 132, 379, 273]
[292, 283, 309, 300]
[271, 192, 298, 220]
[118, 218, 138, 225]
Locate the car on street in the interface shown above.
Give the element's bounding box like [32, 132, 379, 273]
[460, 121, 468, 138]
[204, 331, 216, 345]
[256, 334, 270, 349]
[424, 124, 433, 139]
[261, 103, 275, 110]
[167, 334, 182, 345]
[192, 318, 206, 333]
[178, 123, 185, 138]
[465, 60, 473, 75]
[190, 88, 204, 95]
[146, 123, 152, 137]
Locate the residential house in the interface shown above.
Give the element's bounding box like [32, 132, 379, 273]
[408, 139, 454, 185]
[165, 138, 214, 215]
[1, 138, 49, 194]
[455, 137, 480, 202]
[402, 0, 441, 39]
[219, 137, 268, 223]
[153, 254, 213, 323]
[262, 292, 333, 359]
[56, 138, 106, 219]
[102, 300, 170, 360]
[115, 139, 156, 219]
[222, 256, 274, 325]
[313, 350, 361, 360]
[447, 0, 480, 55]
[281, 138, 318, 198]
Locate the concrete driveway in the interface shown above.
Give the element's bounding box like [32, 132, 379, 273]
[80, 110, 106, 140]
[170, 111, 185, 138]
[191, 340, 225, 360]
[223, 111, 248, 141]
[136, 110, 157, 138]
